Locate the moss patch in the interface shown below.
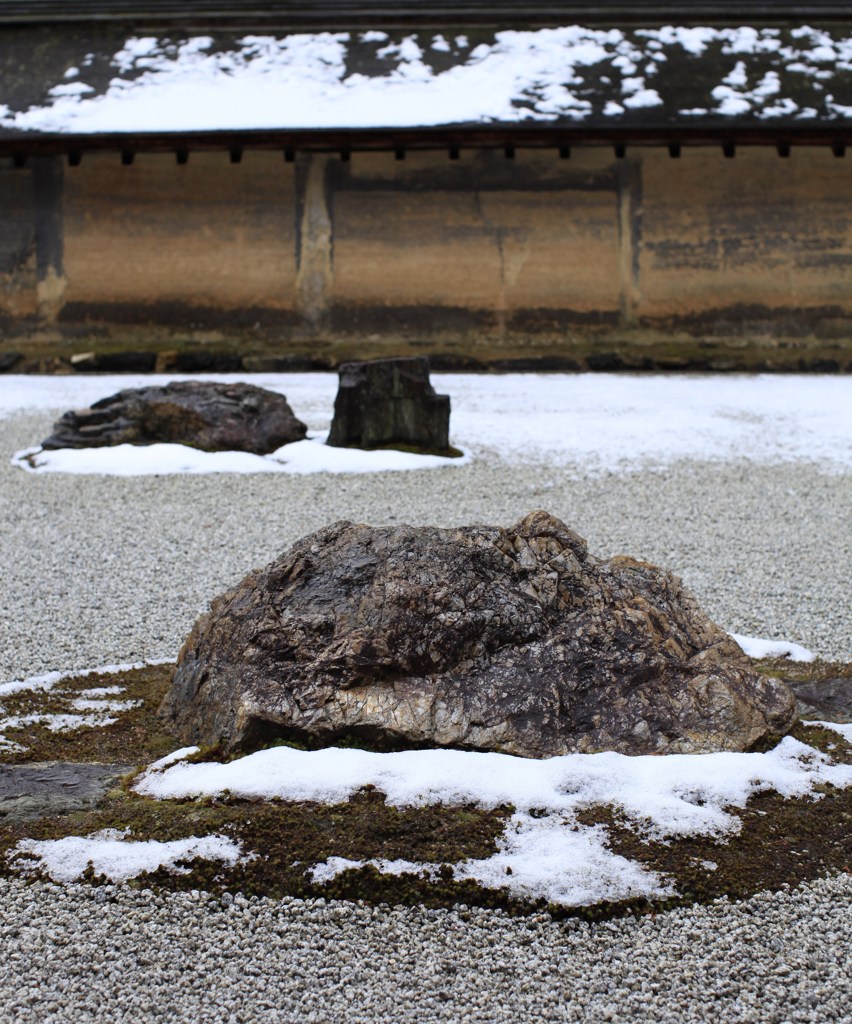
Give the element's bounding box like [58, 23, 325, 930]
[750, 657, 851, 688]
[2, 659, 850, 919]
[575, 723, 852, 915]
[0, 723, 848, 920]
[0, 664, 177, 765]
[0, 788, 512, 907]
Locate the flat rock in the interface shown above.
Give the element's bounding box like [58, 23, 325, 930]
[327, 357, 451, 453]
[0, 762, 133, 822]
[42, 380, 307, 454]
[162, 512, 796, 757]
[789, 677, 852, 722]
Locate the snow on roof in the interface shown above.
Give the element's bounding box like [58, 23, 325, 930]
[1, 24, 851, 135]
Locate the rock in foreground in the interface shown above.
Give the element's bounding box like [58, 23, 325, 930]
[327, 357, 451, 453]
[42, 381, 307, 454]
[162, 512, 797, 757]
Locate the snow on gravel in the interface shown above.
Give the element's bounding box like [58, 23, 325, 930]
[12, 438, 471, 476]
[5, 373, 851, 477]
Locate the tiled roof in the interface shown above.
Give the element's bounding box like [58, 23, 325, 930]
[1, 22, 850, 139]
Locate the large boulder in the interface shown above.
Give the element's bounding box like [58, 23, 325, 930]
[162, 512, 797, 757]
[41, 381, 307, 454]
[326, 357, 451, 453]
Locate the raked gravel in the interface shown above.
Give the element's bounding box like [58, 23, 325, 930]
[1, 408, 849, 680]
[1, 874, 851, 1024]
[1, 398, 851, 1023]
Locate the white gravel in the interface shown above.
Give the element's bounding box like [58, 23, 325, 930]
[1, 405, 849, 680]
[1, 874, 851, 1024]
[1, 383, 850, 1023]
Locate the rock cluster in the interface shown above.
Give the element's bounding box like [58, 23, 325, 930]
[41, 381, 307, 454]
[327, 357, 451, 453]
[162, 511, 796, 757]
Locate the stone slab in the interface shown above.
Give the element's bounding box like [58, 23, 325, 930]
[0, 762, 133, 822]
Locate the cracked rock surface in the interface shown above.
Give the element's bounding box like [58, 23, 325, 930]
[163, 511, 796, 757]
[41, 381, 307, 454]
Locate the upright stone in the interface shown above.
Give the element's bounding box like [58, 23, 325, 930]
[326, 357, 450, 453]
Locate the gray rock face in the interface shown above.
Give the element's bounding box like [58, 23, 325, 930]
[0, 762, 132, 822]
[162, 512, 797, 757]
[326, 357, 451, 453]
[42, 381, 307, 454]
[789, 677, 852, 722]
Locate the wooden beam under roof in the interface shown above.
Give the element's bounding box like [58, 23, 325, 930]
[1, 124, 849, 157]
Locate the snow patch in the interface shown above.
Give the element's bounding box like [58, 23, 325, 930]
[146, 746, 201, 772]
[12, 437, 470, 477]
[0, 659, 174, 698]
[309, 815, 673, 907]
[0, 661, 171, 753]
[134, 738, 852, 907]
[9, 830, 246, 883]
[814, 721, 852, 744]
[730, 634, 816, 663]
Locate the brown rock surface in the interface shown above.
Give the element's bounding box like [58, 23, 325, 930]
[41, 380, 307, 454]
[326, 357, 451, 453]
[162, 512, 797, 757]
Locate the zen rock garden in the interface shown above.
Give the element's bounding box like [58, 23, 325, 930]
[40, 357, 454, 457]
[3, 367, 849, 939]
[163, 511, 796, 758]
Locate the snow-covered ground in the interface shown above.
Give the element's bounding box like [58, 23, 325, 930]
[2, 25, 850, 133]
[13, 437, 470, 476]
[14, 730, 844, 905]
[10, 830, 246, 884]
[7, 724, 850, 902]
[5, 373, 851, 477]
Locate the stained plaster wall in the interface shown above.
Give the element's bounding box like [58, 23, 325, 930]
[1, 146, 851, 360]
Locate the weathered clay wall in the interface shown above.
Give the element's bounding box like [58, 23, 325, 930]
[638, 148, 852, 328]
[1, 146, 851, 369]
[63, 151, 298, 319]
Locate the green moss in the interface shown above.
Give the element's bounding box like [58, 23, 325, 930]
[0, 664, 177, 765]
[749, 657, 851, 686]
[0, 789, 511, 906]
[576, 723, 852, 916]
[2, 661, 850, 920]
